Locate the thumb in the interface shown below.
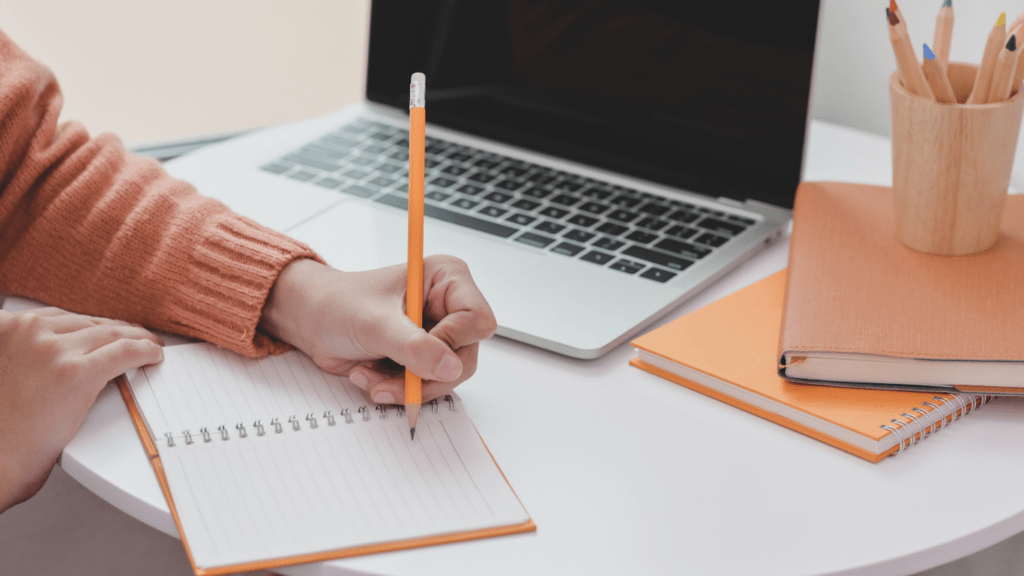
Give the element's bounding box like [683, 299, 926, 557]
[376, 315, 463, 382]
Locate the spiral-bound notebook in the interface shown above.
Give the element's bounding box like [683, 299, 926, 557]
[118, 343, 534, 576]
[631, 270, 990, 462]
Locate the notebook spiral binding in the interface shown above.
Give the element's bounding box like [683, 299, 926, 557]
[879, 393, 992, 456]
[164, 396, 453, 448]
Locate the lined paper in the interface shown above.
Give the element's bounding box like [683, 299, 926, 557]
[126, 343, 529, 570]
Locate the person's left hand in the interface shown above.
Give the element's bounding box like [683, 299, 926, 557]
[259, 256, 497, 404]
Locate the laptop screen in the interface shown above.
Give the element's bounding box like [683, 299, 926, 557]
[366, 1, 820, 209]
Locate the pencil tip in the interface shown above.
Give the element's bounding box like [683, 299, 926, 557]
[1009, 35, 1017, 51]
[890, 0, 898, 14]
[941, 0, 951, 7]
[410, 428, 416, 440]
[998, 12, 1006, 27]
[888, 10, 899, 26]
[923, 44, 936, 60]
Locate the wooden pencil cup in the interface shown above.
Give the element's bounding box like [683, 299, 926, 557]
[890, 62, 1024, 256]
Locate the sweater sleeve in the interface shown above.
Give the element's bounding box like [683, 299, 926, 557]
[0, 30, 323, 357]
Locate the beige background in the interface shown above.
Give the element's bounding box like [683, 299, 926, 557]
[2, 1, 1023, 575]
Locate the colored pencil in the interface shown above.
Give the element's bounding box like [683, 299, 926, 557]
[967, 12, 1006, 104]
[888, 4, 935, 100]
[406, 72, 425, 440]
[1010, 24, 1024, 96]
[933, 0, 954, 66]
[922, 44, 957, 103]
[988, 35, 1018, 103]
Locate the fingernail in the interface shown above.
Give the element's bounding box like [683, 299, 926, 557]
[434, 352, 463, 381]
[373, 391, 396, 404]
[350, 372, 367, 388]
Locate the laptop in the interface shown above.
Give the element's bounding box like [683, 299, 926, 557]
[164, 0, 822, 359]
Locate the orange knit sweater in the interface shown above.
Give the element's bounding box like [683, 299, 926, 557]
[0, 31, 321, 357]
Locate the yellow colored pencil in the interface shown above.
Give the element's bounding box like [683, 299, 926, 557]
[888, 3, 935, 100]
[933, 0, 954, 66]
[406, 72, 425, 440]
[922, 44, 956, 103]
[988, 35, 1018, 103]
[967, 12, 1006, 104]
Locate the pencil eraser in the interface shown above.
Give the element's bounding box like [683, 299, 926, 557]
[923, 44, 936, 60]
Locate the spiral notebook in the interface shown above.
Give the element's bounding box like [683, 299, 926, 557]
[118, 342, 534, 576]
[631, 270, 991, 462]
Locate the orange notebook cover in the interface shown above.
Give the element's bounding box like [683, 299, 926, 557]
[631, 270, 990, 463]
[779, 182, 1024, 393]
[117, 343, 534, 576]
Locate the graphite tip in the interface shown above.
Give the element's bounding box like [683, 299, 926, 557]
[1009, 35, 1018, 51]
[942, 0, 951, 7]
[410, 428, 416, 440]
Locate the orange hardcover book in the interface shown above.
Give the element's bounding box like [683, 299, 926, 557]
[117, 342, 534, 576]
[631, 270, 990, 462]
[779, 182, 1024, 393]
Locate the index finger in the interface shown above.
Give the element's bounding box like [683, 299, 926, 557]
[423, 258, 497, 350]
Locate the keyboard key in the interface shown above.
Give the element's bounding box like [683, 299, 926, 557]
[580, 188, 613, 200]
[625, 230, 658, 244]
[284, 154, 340, 172]
[302, 144, 348, 159]
[451, 198, 479, 210]
[474, 158, 501, 170]
[426, 191, 451, 202]
[361, 144, 387, 155]
[478, 205, 508, 218]
[483, 191, 514, 204]
[609, 259, 645, 274]
[506, 213, 536, 226]
[594, 237, 625, 251]
[566, 214, 599, 228]
[499, 165, 528, 178]
[495, 179, 525, 191]
[607, 209, 640, 223]
[550, 194, 580, 206]
[653, 238, 712, 260]
[596, 222, 629, 236]
[610, 195, 642, 208]
[288, 170, 319, 182]
[552, 242, 585, 256]
[448, 151, 473, 162]
[555, 180, 583, 192]
[350, 156, 374, 166]
[314, 177, 343, 189]
[667, 210, 700, 223]
[260, 162, 293, 174]
[564, 229, 596, 243]
[457, 184, 485, 196]
[522, 187, 553, 199]
[694, 232, 728, 247]
[638, 202, 671, 216]
[577, 201, 610, 215]
[424, 158, 441, 169]
[375, 193, 518, 237]
[640, 268, 677, 283]
[581, 250, 615, 265]
[468, 172, 497, 184]
[695, 217, 746, 236]
[511, 199, 541, 211]
[728, 215, 757, 226]
[442, 165, 469, 176]
[527, 173, 558, 186]
[636, 217, 668, 231]
[345, 169, 369, 180]
[389, 151, 409, 161]
[515, 232, 556, 248]
[339, 184, 377, 198]
[535, 221, 566, 234]
[430, 177, 458, 188]
[538, 206, 570, 219]
[622, 246, 694, 271]
[377, 163, 402, 174]
[369, 176, 397, 188]
[368, 131, 392, 141]
[665, 225, 698, 239]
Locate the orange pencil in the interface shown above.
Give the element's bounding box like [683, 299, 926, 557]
[988, 35, 1018, 103]
[967, 12, 1006, 104]
[406, 72, 425, 440]
[933, 0, 953, 66]
[888, 3, 935, 100]
[922, 44, 956, 103]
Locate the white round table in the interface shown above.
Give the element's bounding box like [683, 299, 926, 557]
[59, 120, 1024, 576]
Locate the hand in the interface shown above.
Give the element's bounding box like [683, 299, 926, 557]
[0, 308, 164, 512]
[259, 256, 497, 404]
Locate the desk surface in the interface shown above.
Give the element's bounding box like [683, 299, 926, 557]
[56, 120, 1024, 576]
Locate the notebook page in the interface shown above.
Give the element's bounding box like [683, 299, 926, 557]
[125, 343, 530, 569]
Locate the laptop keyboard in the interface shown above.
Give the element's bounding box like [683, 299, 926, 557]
[259, 119, 756, 283]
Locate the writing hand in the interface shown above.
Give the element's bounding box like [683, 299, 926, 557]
[0, 308, 163, 512]
[259, 256, 497, 404]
